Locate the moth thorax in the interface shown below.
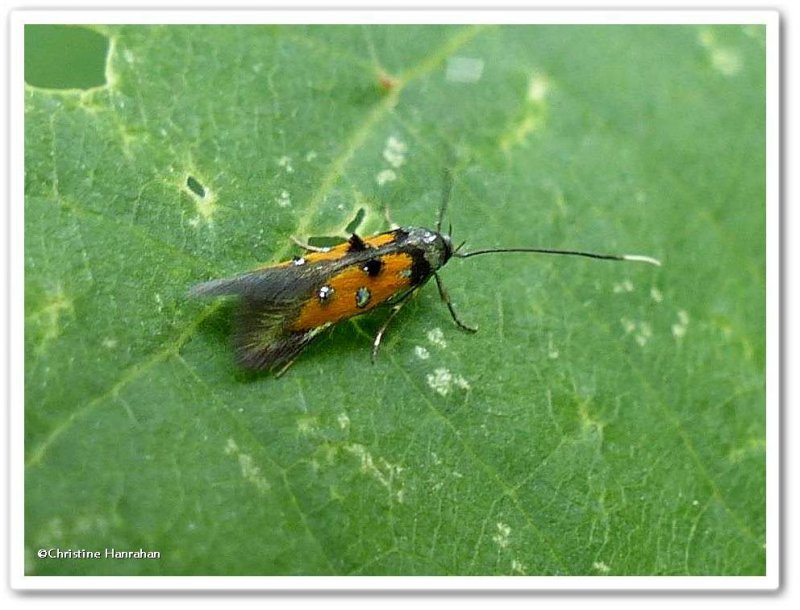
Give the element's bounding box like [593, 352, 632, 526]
[406, 227, 452, 270]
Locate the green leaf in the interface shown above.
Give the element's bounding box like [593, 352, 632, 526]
[25, 24, 766, 576]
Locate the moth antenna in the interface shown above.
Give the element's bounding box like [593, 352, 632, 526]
[456, 247, 661, 266]
[436, 166, 453, 234]
[618, 254, 662, 266]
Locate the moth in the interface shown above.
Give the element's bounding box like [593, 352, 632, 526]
[190, 193, 659, 375]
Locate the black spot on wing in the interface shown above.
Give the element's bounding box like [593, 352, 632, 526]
[362, 258, 383, 276]
[348, 233, 368, 252]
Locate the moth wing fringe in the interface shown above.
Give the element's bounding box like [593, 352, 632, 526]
[233, 297, 324, 372]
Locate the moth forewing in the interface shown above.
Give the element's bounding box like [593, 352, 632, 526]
[189, 228, 438, 372]
[190, 264, 332, 372]
[189, 217, 659, 374]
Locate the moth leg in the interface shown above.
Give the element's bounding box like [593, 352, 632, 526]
[433, 271, 478, 333]
[371, 292, 415, 363]
[274, 357, 298, 378]
[290, 235, 332, 253]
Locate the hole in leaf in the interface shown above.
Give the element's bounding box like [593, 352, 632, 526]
[186, 176, 206, 198]
[308, 236, 345, 249]
[344, 208, 366, 234]
[24, 25, 109, 89]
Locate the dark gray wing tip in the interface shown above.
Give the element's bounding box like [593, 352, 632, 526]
[188, 276, 245, 298]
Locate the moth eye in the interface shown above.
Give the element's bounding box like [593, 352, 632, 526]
[317, 285, 335, 303]
[362, 258, 383, 276]
[355, 287, 371, 309]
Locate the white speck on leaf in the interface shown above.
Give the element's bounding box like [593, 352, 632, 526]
[277, 155, 294, 173]
[621, 318, 636, 334]
[276, 189, 292, 208]
[376, 168, 397, 186]
[592, 561, 611, 574]
[650, 287, 664, 303]
[426, 367, 472, 396]
[427, 368, 453, 396]
[672, 309, 690, 339]
[297, 415, 318, 435]
[414, 345, 430, 360]
[426, 327, 447, 349]
[492, 522, 511, 548]
[710, 47, 742, 76]
[697, 28, 742, 76]
[224, 437, 270, 493]
[622, 318, 652, 346]
[454, 374, 471, 391]
[237, 454, 270, 493]
[613, 279, 634, 293]
[527, 73, 551, 102]
[345, 444, 404, 500]
[499, 72, 550, 152]
[445, 56, 485, 83]
[635, 322, 652, 347]
[382, 136, 408, 169]
[698, 28, 715, 48]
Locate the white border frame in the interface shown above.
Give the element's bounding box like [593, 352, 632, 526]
[9, 8, 780, 591]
